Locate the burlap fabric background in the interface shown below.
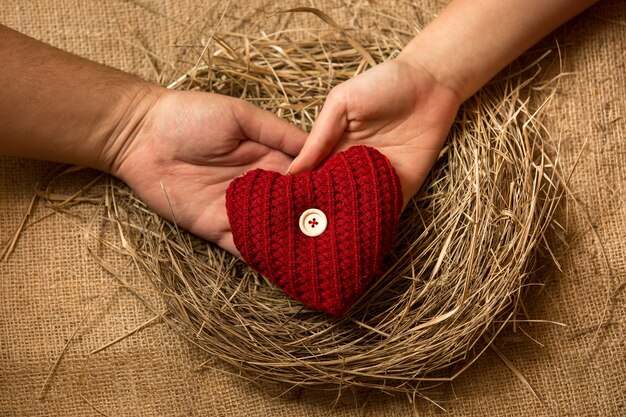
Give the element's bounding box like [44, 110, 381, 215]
[1, 1, 624, 416]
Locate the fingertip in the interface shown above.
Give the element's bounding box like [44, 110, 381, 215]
[284, 159, 296, 175]
[287, 154, 317, 175]
[285, 157, 311, 175]
[234, 99, 307, 157]
[285, 123, 309, 155]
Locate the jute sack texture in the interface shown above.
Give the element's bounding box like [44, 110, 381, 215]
[0, 1, 624, 416]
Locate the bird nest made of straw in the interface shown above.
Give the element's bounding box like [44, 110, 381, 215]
[39, 16, 564, 401]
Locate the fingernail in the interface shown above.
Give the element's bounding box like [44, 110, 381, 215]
[285, 160, 295, 175]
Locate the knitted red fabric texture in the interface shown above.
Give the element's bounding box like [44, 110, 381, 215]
[226, 145, 403, 316]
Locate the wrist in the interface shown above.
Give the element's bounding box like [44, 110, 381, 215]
[396, 41, 468, 105]
[392, 51, 463, 140]
[93, 80, 164, 176]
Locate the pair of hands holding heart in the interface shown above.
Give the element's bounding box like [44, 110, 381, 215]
[114, 59, 461, 256]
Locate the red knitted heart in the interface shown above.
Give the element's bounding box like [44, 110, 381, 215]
[226, 145, 403, 316]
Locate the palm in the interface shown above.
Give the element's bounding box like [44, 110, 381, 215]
[116, 91, 306, 254]
[291, 60, 460, 205]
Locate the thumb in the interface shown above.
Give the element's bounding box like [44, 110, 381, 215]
[287, 91, 348, 174]
[232, 99, 308, 157]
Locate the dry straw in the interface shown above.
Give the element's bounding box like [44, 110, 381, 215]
[36, 8, 564, 403]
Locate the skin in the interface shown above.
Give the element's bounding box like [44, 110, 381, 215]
[0, 0, 598, 255]
[0, 25, 306, 255]
[288, 0, 599, 207]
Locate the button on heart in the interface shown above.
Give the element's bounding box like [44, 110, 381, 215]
[226, 145, 403, 316]
[299, 208, 327, 237]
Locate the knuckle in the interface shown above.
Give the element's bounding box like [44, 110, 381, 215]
[326, 86, 345, 105]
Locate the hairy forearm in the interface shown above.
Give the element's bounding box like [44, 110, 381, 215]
[399, 0, 598, 102]
[0, 24, 160, 172]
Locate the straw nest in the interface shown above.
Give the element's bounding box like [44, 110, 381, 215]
[39, 10, 564, 400]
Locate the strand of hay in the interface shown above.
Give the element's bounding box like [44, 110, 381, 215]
[36, 17, 564, 401]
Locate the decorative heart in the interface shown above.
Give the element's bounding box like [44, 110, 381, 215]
[226, 145, 403, 316]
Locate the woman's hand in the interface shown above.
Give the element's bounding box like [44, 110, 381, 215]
[287, 59, 461, 207]
[111, 89, 307, 255]
[287, 0, 598, 208]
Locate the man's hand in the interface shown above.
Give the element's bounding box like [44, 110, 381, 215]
[287, 59, 461, 207]
[111, 90, 307, 255]
[1, 24, 308, 256]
